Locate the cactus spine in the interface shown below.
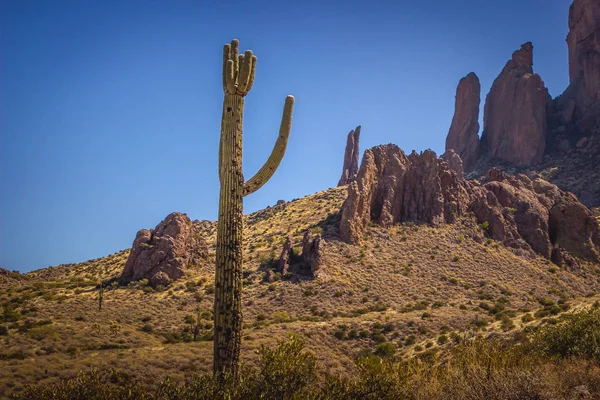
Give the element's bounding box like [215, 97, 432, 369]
[214, 39, 294, 377]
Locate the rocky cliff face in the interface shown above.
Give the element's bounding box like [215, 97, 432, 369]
[340, 145, 471, 244]
[338, 126, 361, 186]
[340, 145, 600, 265]
[564, 0, 600, 123]
[120, 212, 209, 286]
[481, 43, 551, 167]
[445, 72, 481, 169]
[441, 149, 465, 180]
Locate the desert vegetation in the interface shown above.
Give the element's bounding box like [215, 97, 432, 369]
[15, 305, 600, 399]
[1, 187, 600, 398]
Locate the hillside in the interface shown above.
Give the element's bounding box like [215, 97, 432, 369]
[1, 186, 600, 398]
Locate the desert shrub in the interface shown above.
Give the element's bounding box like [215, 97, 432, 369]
[532, 306, 600, 363]
[500, 315, 515, 331]
[272, 311, 291, 323]
[319, 355, 415, 400]
[374, 342, 396, 358]
[521, 313, 534, 323]
[13, 308, 600, 399]
[155, 334, 317, 400]
[20, 368, 151, 400]
[26, 325, 57, 341]
[161, 331, 182, 344]
[2, 304, 21, 322]
[334, 329, 347, 340]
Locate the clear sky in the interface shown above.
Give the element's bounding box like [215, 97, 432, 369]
[1, 0, 572, 272]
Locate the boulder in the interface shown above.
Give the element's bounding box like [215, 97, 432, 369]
[549, 195, 600, 261]
[481, 43, 550, 166]
[445, 72, 481, 169]
[338, 126, 361, 186]
[149, 271, 171, 287]
[120, 212, 208, 286]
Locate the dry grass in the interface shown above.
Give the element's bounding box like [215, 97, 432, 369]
[1, 187, 599, 398]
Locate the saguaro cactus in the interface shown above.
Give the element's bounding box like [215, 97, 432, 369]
[214, 39, 294, 377]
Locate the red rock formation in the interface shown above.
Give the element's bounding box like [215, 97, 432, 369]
[277, 236, 292, 275]
[338, 126, 361, 186]
[481, 43, 551, 166]
[340, 145, 470, 244]
[445, 72, 481, 169]
[440, 149, 465, 179]
[340, 145, 600, 265]
[565, 0, 600, 120]
[302, 231, 324, 278]
[120, 212, 208, 286]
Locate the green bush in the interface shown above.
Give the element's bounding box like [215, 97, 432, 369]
[374, 342, 396, 358]
[20, 368, 151, 399]
[15, 308, 600, 399]
[533, 306, 600, 363]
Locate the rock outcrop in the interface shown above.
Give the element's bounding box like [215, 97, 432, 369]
[441, 149, 465, 179]
[563, 0, 600, 123]
[338, 126, 361, 186]
[340, 145, 600, 265]
[302, 231, 324, 278]
[340, 145, 470, 244]
[277, 236, 292, 275]
[536, 134, 600, 207]
[481, 42, 551, 166]
[445, 72, 481, 169]
[120, 212, 208, 286]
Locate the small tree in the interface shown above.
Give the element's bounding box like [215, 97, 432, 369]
[184, 307, 204, 341]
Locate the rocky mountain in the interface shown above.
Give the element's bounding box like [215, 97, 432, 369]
[444, 72, 480, 170]
[444, 0, 600, 206]
[481, 42, 550, 167]
[338, 126, 361, 186]
[340, 145, 599, 267]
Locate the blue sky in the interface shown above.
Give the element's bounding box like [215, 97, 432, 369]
[1, 0, 572, 272]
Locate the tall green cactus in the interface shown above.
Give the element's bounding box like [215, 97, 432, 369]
[214, 39, 294, 377]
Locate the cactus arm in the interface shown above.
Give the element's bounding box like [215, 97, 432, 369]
[225, 60, 236, 94]
[238, 54, 244, 86]
[222, 44, 231, 93]
[231, 39, 239, 84]
[246, 56, 256, 93]
[237, 50, 253, 93]
[243, 95, 294, 197]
